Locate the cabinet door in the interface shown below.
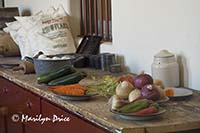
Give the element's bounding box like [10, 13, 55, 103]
[0, 77, 14, 106]
[0, 77, 40, 133]
[24, 125, 47, 133]
[40, 99, 109, 133]
[0, 77, 24, 133]
[0, 78, 6, 133]
[0, 107, 6, 133]
[0, 77, 40, 113]
[7, 82, 40, 133]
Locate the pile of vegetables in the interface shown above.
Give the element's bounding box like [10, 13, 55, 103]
[37, 65, 87, 86]
[37, 65, 88, 96]
[114, 73, 166, 102]
[117, 99, 159, 115]
[110, 72, 166, 115]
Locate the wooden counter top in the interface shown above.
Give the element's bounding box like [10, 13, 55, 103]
[0, 58, 200, 133]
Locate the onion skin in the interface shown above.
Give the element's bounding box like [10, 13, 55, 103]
[128, 89, 141, 102]
[154, 79, 165, 89]
[116, 81, 134, 99]
[155, 85, 166, 100]
[141, 84, 160, 101]
[111, 95, 128, 110]
[134, 74, 153, 89]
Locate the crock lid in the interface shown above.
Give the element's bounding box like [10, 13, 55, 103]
[154, 50, 174, 58]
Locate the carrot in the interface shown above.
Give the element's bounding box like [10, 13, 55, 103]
[135, 106, 158, 115]
[49, 84, 86, 96]
[165, 88, 174, 97]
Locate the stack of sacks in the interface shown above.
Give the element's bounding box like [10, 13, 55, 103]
[4, 5, 76, 59]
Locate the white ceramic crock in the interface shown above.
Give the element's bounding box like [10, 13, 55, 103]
[151, 50, 180, 88]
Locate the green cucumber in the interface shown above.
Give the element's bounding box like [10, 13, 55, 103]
[151, 102, 159, 110]
[48, 71, 87, 86]
[37, 65, 76, 84]
[119, 99, 150, 113]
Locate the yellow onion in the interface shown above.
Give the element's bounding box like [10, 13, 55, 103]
[116, 81, 134, 99]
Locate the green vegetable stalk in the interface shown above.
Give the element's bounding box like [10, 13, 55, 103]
[118, 99, 150, 113]
[85, 75, 119, 97]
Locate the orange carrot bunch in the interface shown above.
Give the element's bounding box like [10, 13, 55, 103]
[49, 84, 86, 96]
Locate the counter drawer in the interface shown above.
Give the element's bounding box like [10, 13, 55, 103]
[0, 77, 40, 115]
[0, 77, 20, 106]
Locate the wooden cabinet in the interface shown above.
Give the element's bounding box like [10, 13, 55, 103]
[0, 77, 23, 133]
[0, 77, 6, 133]
[0, 77, 40, 114]
[0, 77, 40, 133]
[0, 107, 6, 133]
[40, 99, 108, 133]
[0, 77, 110, 133]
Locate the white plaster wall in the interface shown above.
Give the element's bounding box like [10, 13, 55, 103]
[101, 0, 200, 90]
[5, 0, 70, 14]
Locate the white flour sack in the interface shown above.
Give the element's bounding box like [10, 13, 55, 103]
[4, 21, 33, 58]
[33, 5, 76, 56]
[29, 15, 76, 56]
[5, 5, 76, 59]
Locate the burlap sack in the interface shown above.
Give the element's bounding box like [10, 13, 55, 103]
[0, 33, 20, 57]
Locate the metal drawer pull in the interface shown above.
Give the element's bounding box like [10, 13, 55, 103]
[2, 88, 8, 93]
[26, 101, 33, 109]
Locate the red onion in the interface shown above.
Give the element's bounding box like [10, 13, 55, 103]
[141, 84, 160, 101]
[134, 74, 153, 89]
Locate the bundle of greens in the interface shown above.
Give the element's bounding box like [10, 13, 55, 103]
[85, 75, 119, 97]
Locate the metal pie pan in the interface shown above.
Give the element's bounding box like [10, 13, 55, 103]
[110, 108, 166, 121]
[53, 92, 98, 101]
